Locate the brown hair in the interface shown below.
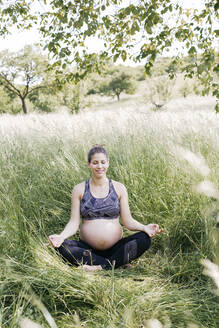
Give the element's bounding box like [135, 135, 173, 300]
[87, 145, 109, 163]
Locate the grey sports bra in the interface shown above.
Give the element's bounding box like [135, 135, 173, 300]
[80, 179, 120, 220]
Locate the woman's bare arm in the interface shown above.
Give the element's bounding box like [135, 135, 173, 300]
[118, 183, 162, 237]
[60, 186, 81, 239]
[49, 184, 81, 247]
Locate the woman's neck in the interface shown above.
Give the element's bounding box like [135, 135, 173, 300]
[90, 176, 108, 186]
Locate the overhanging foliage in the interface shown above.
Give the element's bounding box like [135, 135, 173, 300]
[0, 0, 218, 110]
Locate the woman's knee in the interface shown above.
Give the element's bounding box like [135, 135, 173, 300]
[57, 241, 72, 258]
[136, 231, 152, 251]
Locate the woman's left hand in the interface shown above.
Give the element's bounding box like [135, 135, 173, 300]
[143, 224, 163, 238]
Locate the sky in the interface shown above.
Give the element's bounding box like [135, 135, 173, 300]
[0, 0, 209, 58]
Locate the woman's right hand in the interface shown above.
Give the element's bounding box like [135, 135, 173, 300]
[143, 224, 163, 238]
[48, 234, 65, 248]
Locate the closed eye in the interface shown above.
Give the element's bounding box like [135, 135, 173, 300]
[92, 161, 106, 164]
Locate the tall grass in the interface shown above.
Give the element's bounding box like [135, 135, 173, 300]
[0, 106, 218, 327]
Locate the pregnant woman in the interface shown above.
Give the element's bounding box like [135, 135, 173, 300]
[49, 145, 162, 271]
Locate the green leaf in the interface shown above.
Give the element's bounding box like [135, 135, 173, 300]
[113, 53, 119, 62]
[130, 21, 140, 35]
[213, 64, 219, 77]
[214, 2, 219, 11]
[213, 85, 219, 98]
[145, 24, 152, 34]
[197, 64, 207, 75]
[188, 46, 196, 55]
[121, 50, 127, 62]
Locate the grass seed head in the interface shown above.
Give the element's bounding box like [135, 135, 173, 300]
[195, 180, 219, 201]
[174, 146, 210, 177]
[20, 317, 43, 328]
[145, 319, 163, 328]
[200, 259, 219, 290]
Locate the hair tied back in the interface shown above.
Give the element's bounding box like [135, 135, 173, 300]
[88, 144, 108, 163]
[92, 144, 105, 148]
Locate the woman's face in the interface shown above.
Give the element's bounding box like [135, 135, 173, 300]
[88, 152, 109, 178]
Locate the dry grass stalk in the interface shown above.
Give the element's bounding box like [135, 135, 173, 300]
[23, 291, 58, 328]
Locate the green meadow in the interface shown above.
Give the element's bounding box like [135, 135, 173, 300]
[0, 97, 218, 327]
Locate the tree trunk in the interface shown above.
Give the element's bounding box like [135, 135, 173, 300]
[21, 97, 27, 114]
[116, 93, 120, 101]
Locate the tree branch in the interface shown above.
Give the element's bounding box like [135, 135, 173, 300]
[22, 68, 33, 97]
[28, 84, 54, 94]
[0, 73, 22, 97]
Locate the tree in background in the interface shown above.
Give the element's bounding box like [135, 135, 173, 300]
[0, 45, 55, 114]
[146, 76, 174, 110]
[99, 72, 136, 101]
[28, 88, 60, 113]
[0, 86, 12, 114]
[62, 81, 91, 114]
[179, 80, 192, 98]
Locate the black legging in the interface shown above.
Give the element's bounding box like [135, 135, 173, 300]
[57, 231, 151, 270]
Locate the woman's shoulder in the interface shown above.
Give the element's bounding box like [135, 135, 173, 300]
[72, 181, 86, 198]
[111, 179, 125, 189]
[111, 180, 127, 197]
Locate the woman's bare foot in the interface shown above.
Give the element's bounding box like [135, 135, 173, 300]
[82, 264, 102, 272]
[122, 263, 133, 269]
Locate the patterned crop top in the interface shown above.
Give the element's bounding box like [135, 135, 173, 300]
[80, 179, 120, 220]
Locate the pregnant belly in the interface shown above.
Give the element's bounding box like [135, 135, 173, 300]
[80, 219, 123, 250]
